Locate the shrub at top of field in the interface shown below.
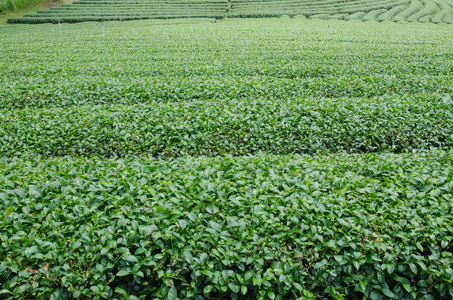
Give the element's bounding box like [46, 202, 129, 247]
[1, 151, 453, 299]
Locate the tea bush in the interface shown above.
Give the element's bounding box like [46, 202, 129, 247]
[1, 151, 453, 299]
[1, 18, 453, 299]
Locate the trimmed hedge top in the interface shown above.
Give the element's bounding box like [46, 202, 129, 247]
[1, 151, 453, 299]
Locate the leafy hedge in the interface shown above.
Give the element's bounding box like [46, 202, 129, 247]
[1, 95, 452, 157]
[1, 151, 453, 299]
[25, 10, 227, 18]
[7, 0, 227, 24]
[2, 74, 452, 110]
[8, 14, 224, 23]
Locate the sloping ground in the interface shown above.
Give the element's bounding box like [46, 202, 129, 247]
[7, 0, 453, 23]
[231, 0, 453, 23]
[7, 0, 227, 23]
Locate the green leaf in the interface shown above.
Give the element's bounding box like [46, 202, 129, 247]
[294, 283, 303, 291]
[241, 285, 247, 295]
[386, 264, 394, 274]
[73, 291, 81, 298]
[167, 286, 177, 300]
[71, 241, 81, 250]
[359, 280, 366, 292]
[402, 279, 412, 293]
[116, 270, 130, 277]
[4, 207, 14, 217]
[24, 246, 37, 258]
[134, 271, 144, 277]
[314, 259, 326, 269]
[228, 282, 240, 293]
[13, 284, 29, 295]
[209, 221, 222, 231]
[382, 286, 395, 298]
[115, 287, 127, 295]
[418, 261, 427, 271]
[123, 255, 138, 262]
[416, 242, 423, 252]
[409, 263, 417, 274]
[203, 285, 213, 294]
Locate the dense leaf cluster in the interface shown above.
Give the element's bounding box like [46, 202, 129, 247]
[1, 18, 453, 299]
[7, 15, 225, 24]
[1, 152, 453, 299]
[1, 96, 452, 157]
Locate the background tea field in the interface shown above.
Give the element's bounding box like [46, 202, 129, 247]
[1, 17, 453, 299]
[6, 0, 453, 23]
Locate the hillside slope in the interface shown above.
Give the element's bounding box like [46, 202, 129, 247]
[230, 0, 453, 23]
[7, 0, 453, 23]
[7, 0, 228, 23]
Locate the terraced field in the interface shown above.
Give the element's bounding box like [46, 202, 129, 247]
[1, 18, 453, 299]
[8, 0, 453, 23]
[7, 0, 228, 23]
[230, 0, 453, 23]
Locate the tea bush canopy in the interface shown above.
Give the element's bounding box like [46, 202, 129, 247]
[229, 0, 453, 23]
[1, 13, 453, 300]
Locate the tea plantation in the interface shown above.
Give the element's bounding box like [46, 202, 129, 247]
[1, 17, 453, 299]
[7, 0, 453, 23]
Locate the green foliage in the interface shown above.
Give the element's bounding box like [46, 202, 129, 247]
[1, 151, 453, 299]
[7, 0, 228, 23]
[377, 5, 407, 21]
[1, 95, 452, 157]
[228, 0, 453, 23]
[1, 18, 453, 299]
[8, 14, 225, 23]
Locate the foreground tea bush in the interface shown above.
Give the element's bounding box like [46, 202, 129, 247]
[1, 151, 453, 299]
[1, 96, 452, 157]
[1, 75, 453, 109]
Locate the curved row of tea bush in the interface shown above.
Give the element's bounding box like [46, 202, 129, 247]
[1, 75, 452, 110]
[7, 15, 225, 23]
[1, 96, 452, 157]
[2, 17, 452, 78]
[1, 151, 453, 299]
[23, 11, 227, 18]
[7, 0, 228, 23]
[229, 0, 453, 23]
